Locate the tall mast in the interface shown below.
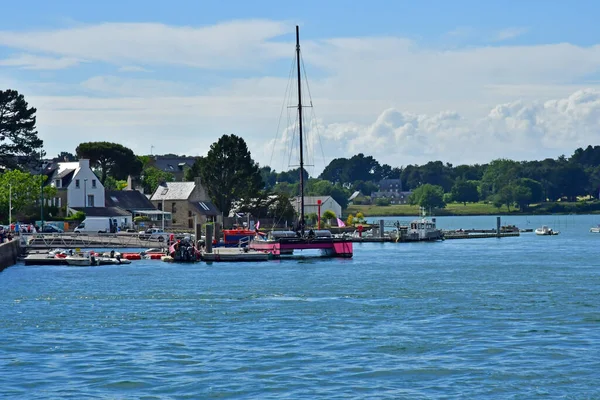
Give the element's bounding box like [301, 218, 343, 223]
[296, 25, 305, 232]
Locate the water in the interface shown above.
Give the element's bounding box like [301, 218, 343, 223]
[1, 214, 600, 398]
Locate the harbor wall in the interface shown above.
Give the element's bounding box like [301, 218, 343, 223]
[0, 240, 20, 271]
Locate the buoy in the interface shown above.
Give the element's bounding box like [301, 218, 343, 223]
[121, 253, 141, 260]
[143, 253, 163, 260]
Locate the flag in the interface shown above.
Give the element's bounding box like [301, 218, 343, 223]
[337, 218, 346, 227]
[255, 220, 260, 230]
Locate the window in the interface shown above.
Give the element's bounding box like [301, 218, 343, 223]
[188, 210, 192, 217]
[171, 202, 177, 213]
[92, 179, 96, 188]
[188, 219, 193, 229]
[75, 179, 80, 188]
[55, 179, 61, 188]
[87, 194, 95, 207]
[157, 203, 162, 211]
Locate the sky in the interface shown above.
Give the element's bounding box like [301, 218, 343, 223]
[1, 0, 600, 175]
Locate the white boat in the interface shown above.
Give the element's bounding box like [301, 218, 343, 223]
[64, 255, 94, 266]
[590, 225, 600, 233]
[406, 208, 443, 241]
[96, 257, 131, 265]
[535, 226, 559, 236]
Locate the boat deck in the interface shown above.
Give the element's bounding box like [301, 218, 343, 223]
[202, 248, 271, 262]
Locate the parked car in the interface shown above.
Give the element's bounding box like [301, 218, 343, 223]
[41, 225, 64, 233]
[138, 228, 172, 242]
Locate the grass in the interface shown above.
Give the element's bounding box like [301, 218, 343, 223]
[346, 201, 600, 217]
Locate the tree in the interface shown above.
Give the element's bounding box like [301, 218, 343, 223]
[330, 185, 350, 209]
[516, 178, 544, 204]
[259, 166, 277, 189]
[322, 210, 336, 223]
[104, 176, 128, 191]
[450, 179, 479, 205]
[56, 151, 77, 162]
[141, 166, 174, 194]
[480, 159, 522, 199]
[192, 134, 263, 216]
[408, 184, 446, 209]
[496, 185, 514, 211]
[0, 169, 56, 222]
[511, 184, 533, 211]
[0, 89, 44, 170]
[75, 142, 142, 184]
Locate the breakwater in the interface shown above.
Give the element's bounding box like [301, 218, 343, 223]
[0, 240, 20, 271]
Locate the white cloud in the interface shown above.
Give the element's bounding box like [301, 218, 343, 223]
[493, 27, 529, 42]
[0, 53, 82, 69]
[118, 65, 151, 73]
[2, 19, 600, 172]
[0, 20, 291, 69]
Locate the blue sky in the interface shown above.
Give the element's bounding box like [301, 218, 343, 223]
[1, 0, 600, 172]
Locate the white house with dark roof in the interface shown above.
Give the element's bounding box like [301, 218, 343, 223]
[150, 178, 220, 228]
[47, 159, 105, 211]
[291, 196, 342, 218]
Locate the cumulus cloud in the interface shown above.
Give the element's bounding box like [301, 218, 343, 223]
[261, 89, 600, 173]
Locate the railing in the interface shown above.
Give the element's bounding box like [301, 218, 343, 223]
[21, 233, 169, 249]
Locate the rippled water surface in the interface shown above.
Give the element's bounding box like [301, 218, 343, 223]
[2, 215, 600, 398]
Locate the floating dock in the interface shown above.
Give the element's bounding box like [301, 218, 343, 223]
[201, 247, 271, 262]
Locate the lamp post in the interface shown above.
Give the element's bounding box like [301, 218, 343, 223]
[84, 179, 88, 207]
[8, 183, 12, 225]
[158, 181, 168, 231]
[40, 149, 44, 227]
[317, 199, 322, 230]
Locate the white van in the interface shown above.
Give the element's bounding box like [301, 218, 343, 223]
[74, 217, 116, 234]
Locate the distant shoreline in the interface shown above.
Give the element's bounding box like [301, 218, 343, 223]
[346, 202, 600, 217]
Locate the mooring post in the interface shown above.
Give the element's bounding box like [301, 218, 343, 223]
[205, 224, 213, 253]
[379, 219, 385, 238]
[496, 216, 501, 238]
[214, 222, 222, 243]
[195, 223, 202, 249]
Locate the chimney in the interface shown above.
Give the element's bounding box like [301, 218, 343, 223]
[79, 159, 90, 169]
[126, 175, 133, 190]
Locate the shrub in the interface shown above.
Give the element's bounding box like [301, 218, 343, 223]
[65, 211, 85, 221]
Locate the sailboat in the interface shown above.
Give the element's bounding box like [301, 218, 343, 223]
[249, 25, 353, 258]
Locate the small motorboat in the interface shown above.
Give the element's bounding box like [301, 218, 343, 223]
[64, 255, 94, 266]
[535, 225, 559, 236]
[590, 225, 600, 233]
[96, 257, 131, 265]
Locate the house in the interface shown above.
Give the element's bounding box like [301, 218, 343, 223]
[370, 178, 411, 204]
[150, 178, 220, 229]
[46, 159, 105, 212]
[149, 155, 197, 181]
[371, 190, 412, 205]
[105, 190, 171, 227]
[379, 179, 403, 193]
[291, 196, 342, 218]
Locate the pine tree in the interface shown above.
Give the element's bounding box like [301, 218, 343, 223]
[0, 89, 43, 170]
